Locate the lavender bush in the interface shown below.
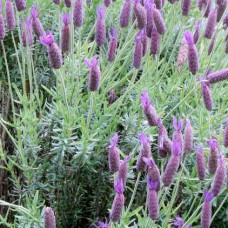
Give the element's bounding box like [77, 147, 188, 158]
[0, 0, 227, 227]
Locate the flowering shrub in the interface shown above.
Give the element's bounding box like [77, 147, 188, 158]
[0, 0, 227, 227]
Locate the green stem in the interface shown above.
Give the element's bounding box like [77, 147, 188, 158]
[1, 40, 15, 119]
[87, 92, 95, 127]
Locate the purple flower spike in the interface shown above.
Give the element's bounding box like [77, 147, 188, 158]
[201, 190, 213, 228]
[172, 140, 182, 156]
[173, 117, 184, 132]
[152, 5, 166, 35]
[0, 1, 4, 40]
[198, 0, 207, 10]
[108, 133, 120, 173]
[171, 216, 184, 227]
[44, 207, 56, 228]
[208, 36, 216, 55]
[30, 5, 45, 38]
[94, 218, 109, 228]
[177, 38, 188, 71]
[95, 4, 106, 46]
[73, 0, 83, 27]
[5, 0, 16, 31]
[145, 0, 153, 38]
[141, 29, 147, 56]
[133, 32, 143, 68]
[104, 0, 112, 7]
[84, 56, 101, 91]
[193, 21, 201, 44]
[150, 25, 161, 56]
[224, 119, 228, 147]
[108, 89, 116, 104]
[110, 179, 125, 222]
[53, 0, 60, 4]
[183, 119, 194, 153]
[181, 0, 192, 16]
[64, 0, 71, 8]
[207, 68, 228, 84]
[210, 155, 226, 196]
[22, 17, 34, 47]
[204, 9, 217, 39]
[204, 0, 212, 18]
[184, 30, 199, 75]
[141, 91, 159, 126]
[217, 0, 227, 22]
[15, 0, 26, 12]
[40, 31, 63, 69]
[199, 77, 213, 111]
[147, 178, 159, 220]
[61, 13, 71, 54]
[107, 28, 118, 62]
[120, 0, 131, 28]
[134, 0, 147, 30]
[196, 144, 206, 180]
[208, 138, 219, 175]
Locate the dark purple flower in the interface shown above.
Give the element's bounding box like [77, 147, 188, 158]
[207, 68, 228, 83]
[198, 0, 207, 10]
[5, 0, 16, 31]
[184, 30, 199, 75]
[208, 36, 216, 55]
[196, 144, 206, 180]
[143, 158, 161, 191]
[162, 140, 181, 187]
[133, 32, 143, 68]
[150, 24, 160, 55]
[224, 119, 228, 147]
[193, 21, 201, 44]
[204, 0, 212, 18]
[0, 3, 5, 40]
[141, 91, 159, 126]
[210, 155, 226, 196]
[152, 5, 166, 35]
[73, 0, 83, 27]
[117, 154, 132, 188]
[147, 179, 159, 220]
[171, 216, 184, 227]
[201, 190, 213, 228]
[40, 31, 63, 69]
[141, 29, 147, 56]
[104, 0, 112, 7]
[110, 179, 125, 222]
[108, 89, 116, 104]
[120, 0, 131, 28]
[136, 133, 151, 172]
[30, 5, 45, 38]
[204, 9, 217, 39]
[84, 56, 101, 91]
[172, 117, 184, 154]
[94, 218, 109, 228]
[208, 139, 219, 175]
[44, 207, 56, 228]
[64, 0, 71, 8]
[183, 119, 193, 153]
[145, 0, 154, 37]
[108, 133, 120, 173]
[15, 0, 26, 11]
[181, 0, 192, 16]
[154, 0, 162, 9]
[168, 0, 178, 3]
[95, 4, 106, 47]
[134, 0, 147, 30]
[217, 0, 227, 22]
[53, 0, 60, 4]
[22, 17, 34, 47]
[107, 28, 118, 62]
[61, 13, 70, 54]
[216, 0, 226, 5]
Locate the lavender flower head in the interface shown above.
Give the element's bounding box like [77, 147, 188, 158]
[64, 0, 71, 8]
[73, 0, 83, 27]
[207, 68, 228, 84]
[5, 0, 16, 31]
[152, 4, 166, 35]
[141, 91, 159, 126]
[172, 117, 184, 153]
[177, 37, 188, 71]
[0, 1, 5, 40]
[193, 21, 201, 44]
[136, 133, 151, 172]
[204, 0, 212, 18]
[133, 31, 143, 68]
[141, 29, 147, 56]
[171, 216, 184, 227]
[223, 119, 228, 147]
[94, 218, 109, 228]
[134, 0, 147, 30]
[208, 139, 219, 175]
[53, 0, 60, 4]
[15, 0, 26, 11]
[108, 89, 116, 104]
[107, 28, 118, 62]
[61, 13, 71, 54]
[183, 119, 194, 153]
[120, 0, 131, 28]
[95, 4, 106, 46]
[217, 0, 227, 22]
[110, 178, 125, 222]
[108, 133, 120, 173]
[181, 0, 192, 16]
[199, 77, 213, 111]
[44, 207, 56, 228]
[196, 144, 206, 180]
[150, 24, 161, 56]
[201, 190, 214, 228]
[147, 178, 159, 220]
[204, 9, 217, 39]
[22, 17, 34, 47]
[104, 0, 112, 7]
[184, 30, 199, 75]
[84, 56, 101, 91]
[145, 0, 154, 37]
[40, 31, 63, 69]
[30, 5, 45, 38]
